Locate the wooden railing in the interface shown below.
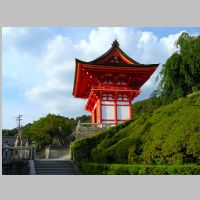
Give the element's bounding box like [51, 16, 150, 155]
[75, 122, 116, 139]
[76, 122, 116, 130]
[2, 145, 36, 160]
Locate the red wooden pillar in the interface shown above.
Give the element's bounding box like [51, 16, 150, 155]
[91, 111, 94, 123]
[99, 99, 102, 124]
[114, 96, 117, 124]
[129, 100, 132, 120]
[94, 108, 97, 123]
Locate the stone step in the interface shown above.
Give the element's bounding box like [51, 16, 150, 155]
[35, 163, 74, 166]
[35, 160, 78, 175]
[37, 170, 77, 173]
[37, 170, 77, 174]
[35, 162, 73, 164]
[35, 164, 74, 167]
[36, 170, 77, 172]
[36, 164, 75, 167]
[36, 166, 76, 169]
[35, 163, 73, 165]
[36, 169, 77, 173]
[35, 160, 74, 162]
[35, 161, 73, 163]
[36, 172, 78, 175]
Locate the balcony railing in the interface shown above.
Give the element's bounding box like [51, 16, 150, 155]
[76, 122, 115, 130]
[75, 122, 116, 139]
[2, 145, 36, 160]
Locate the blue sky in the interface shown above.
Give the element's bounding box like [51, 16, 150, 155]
[2, 27, 200, 129]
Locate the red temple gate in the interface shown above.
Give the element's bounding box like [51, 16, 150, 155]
[73, 40, 158, 126]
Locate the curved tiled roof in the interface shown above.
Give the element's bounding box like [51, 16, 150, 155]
[72, 40, 159, 97]
[87, 39, 141, 65]
[2, 136, 30, 146]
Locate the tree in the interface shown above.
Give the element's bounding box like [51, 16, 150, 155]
[2, 128, 18, 136]
[159, 32, 200, 104]
[20, 114, 91, 150]
[176, 33, 200, 91]
[22, 114, 77, 150]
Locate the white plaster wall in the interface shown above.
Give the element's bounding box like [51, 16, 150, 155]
[117, 101, 129, 105]
[102, 105, 114, 119]
[102, 120, 115, 124]
[117, 106, 129, 120]
[102, 101, 114, 105]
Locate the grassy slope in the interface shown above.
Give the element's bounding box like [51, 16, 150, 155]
[72, 91, 200, 166]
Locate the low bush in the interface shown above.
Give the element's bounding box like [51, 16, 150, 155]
[80, 162, 200, 175]
[70, 121, 132, 166]
[71, 91, 200, 167]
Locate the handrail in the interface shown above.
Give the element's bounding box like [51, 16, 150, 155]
[4, 146, 32, 150]
[78, 122, 116, 128]
[81, 123, 102, 125]
[2, 145, 36, 160]
[75, 122, 116, 139]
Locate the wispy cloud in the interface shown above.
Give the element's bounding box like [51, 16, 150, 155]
[25, 28, 181, 111]
[3, 27, 198, 128]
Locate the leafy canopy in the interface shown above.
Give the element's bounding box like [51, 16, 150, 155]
[21, 114, 90, 150]
[159, 32, 200, 104]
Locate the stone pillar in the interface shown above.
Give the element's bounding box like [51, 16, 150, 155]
[31, 142, 36, 160]
[45, 146, 50, 159]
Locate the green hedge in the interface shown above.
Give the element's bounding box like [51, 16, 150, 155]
[72, 92, 200, 166]
[80, 162, 200, 175]
[70, 121, 132, 166]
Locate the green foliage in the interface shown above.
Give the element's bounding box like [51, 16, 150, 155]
[92, 137, 137, 164]
[76, 115, 91, 123]
[71, 91, 200, 168]
[132, 96, 162, 119]
[22, 114, 71, 149]
[2, 128, 18, 136]
[80, 162, 200, 175]
[70, 121, 132, 165]
[72, 37, 200, 173]
[3, 114, 90, 151]
[21, 114, 90, 150]
[160, 32, 200, 103]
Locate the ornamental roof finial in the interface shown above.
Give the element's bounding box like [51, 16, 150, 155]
[112, 39, 119, 47]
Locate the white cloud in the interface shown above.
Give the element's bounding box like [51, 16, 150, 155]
[43, 97, 87, 117]
[2, 27, 54, 56]
[4, 27, 184, 121]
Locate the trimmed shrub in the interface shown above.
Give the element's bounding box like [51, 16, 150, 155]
[80, 163, 200, 175]
[71, 121, 132, 166]
[72, 91, 200, 168]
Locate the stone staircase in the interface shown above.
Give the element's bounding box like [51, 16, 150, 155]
[34, 160, 79, 175]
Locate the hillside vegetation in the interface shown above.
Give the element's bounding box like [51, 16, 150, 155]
[71, 91, 200, 167]
[3, 114, 90, 151]
[21, 114, 90, 150]
[158, 32, 200, 104]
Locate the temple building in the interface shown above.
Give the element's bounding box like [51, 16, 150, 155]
[73, 40, 159, 126]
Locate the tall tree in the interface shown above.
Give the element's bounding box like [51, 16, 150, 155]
[159, 32, 200, 104]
